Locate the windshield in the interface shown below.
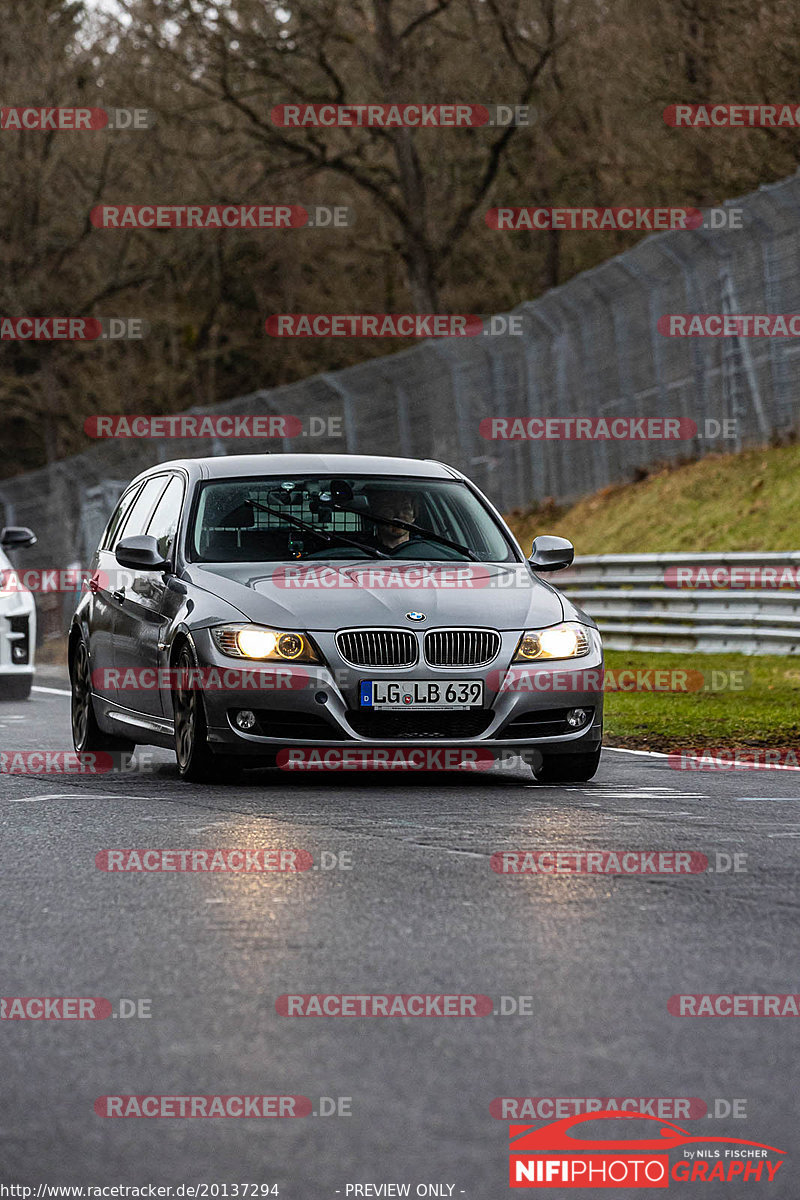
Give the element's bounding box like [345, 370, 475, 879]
[189, 475, 517, 563]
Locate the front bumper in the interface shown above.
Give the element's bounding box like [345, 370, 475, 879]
[188, 626, 604, 759]
[0, 594, 36, 677]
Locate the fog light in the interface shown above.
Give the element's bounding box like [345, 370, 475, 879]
[235, 709, 257, 731]
[567, 707, 591, 729]
[12, 645, 26, 662]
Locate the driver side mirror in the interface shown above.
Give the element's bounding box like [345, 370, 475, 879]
[529, 535, 574, 572]
[1, 526, 37, 550]
[115, 534, 170, 572]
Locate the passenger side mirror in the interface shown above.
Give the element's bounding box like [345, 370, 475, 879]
[0, 526, 37, 550]
[115, 534, 170, 572]
[528, 535, 574, 572]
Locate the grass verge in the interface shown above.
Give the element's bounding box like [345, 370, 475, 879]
[603, 649, 800, 751]
[505, 441, 800, 554]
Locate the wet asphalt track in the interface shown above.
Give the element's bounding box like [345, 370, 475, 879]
[1, 672, 798, 1196]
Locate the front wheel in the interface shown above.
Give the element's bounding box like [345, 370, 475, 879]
[532, 747, 602, 784]
[171, 641, 219, 782]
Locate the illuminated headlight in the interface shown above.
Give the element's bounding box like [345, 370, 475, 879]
[514, 622, 592, 662]
[211, 624, 320, 663]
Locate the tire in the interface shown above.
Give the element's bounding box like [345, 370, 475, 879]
[70, 639, 135, 766]
[171, 641, 220, 782]
[533, 747, 602, 784]
[0, 674, 32, 701]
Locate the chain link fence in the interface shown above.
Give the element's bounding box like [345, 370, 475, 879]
[3, 170, 800, 640]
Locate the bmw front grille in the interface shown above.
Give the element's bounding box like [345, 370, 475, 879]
[336, 629, 418, 668]
[424, 628, 501, 667]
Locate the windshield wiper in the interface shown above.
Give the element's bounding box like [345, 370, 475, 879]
[247, 499, 391, 559]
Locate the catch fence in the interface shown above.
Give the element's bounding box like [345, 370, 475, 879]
[3, 172, 800, 641]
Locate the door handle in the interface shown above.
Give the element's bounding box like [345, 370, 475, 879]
[112, 587, 126, 603]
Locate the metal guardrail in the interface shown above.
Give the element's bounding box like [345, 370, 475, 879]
[557, 553, 800, 655]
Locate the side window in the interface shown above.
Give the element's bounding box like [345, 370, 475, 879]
[117, 476, 170, 542]
[145, 475, 185, 561]
[101, 485, 142, 551]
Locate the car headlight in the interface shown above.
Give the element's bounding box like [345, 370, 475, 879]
[210, 624, 320, 663]
[513, 622, 592, 662]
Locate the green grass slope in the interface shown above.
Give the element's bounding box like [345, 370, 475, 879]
[506, 442, 800, 555]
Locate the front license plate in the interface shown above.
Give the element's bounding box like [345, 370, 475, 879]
[360, 680, 484, 710]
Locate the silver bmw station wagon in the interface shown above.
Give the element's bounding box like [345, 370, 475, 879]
[69, 454, 603, 783]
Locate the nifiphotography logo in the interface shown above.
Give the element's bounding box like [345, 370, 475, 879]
[508, 1111, 785, 1188]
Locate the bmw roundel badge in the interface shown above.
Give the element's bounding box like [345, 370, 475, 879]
[406, 612, 426, 621]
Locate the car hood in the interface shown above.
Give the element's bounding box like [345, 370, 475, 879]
[185, 560, 566, 631]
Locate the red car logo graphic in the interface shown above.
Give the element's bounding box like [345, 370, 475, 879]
[510, 1110, 785, 1154]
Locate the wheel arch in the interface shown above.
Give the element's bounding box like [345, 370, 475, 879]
[166, 627, 210, 724]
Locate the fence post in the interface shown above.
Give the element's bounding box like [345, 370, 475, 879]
[748, 176, 800, 432]
[652, 239, 711, 438]
[392, 381, 414, 457]
[618, 257, 669, 420]
[321, 374, 358, 453]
